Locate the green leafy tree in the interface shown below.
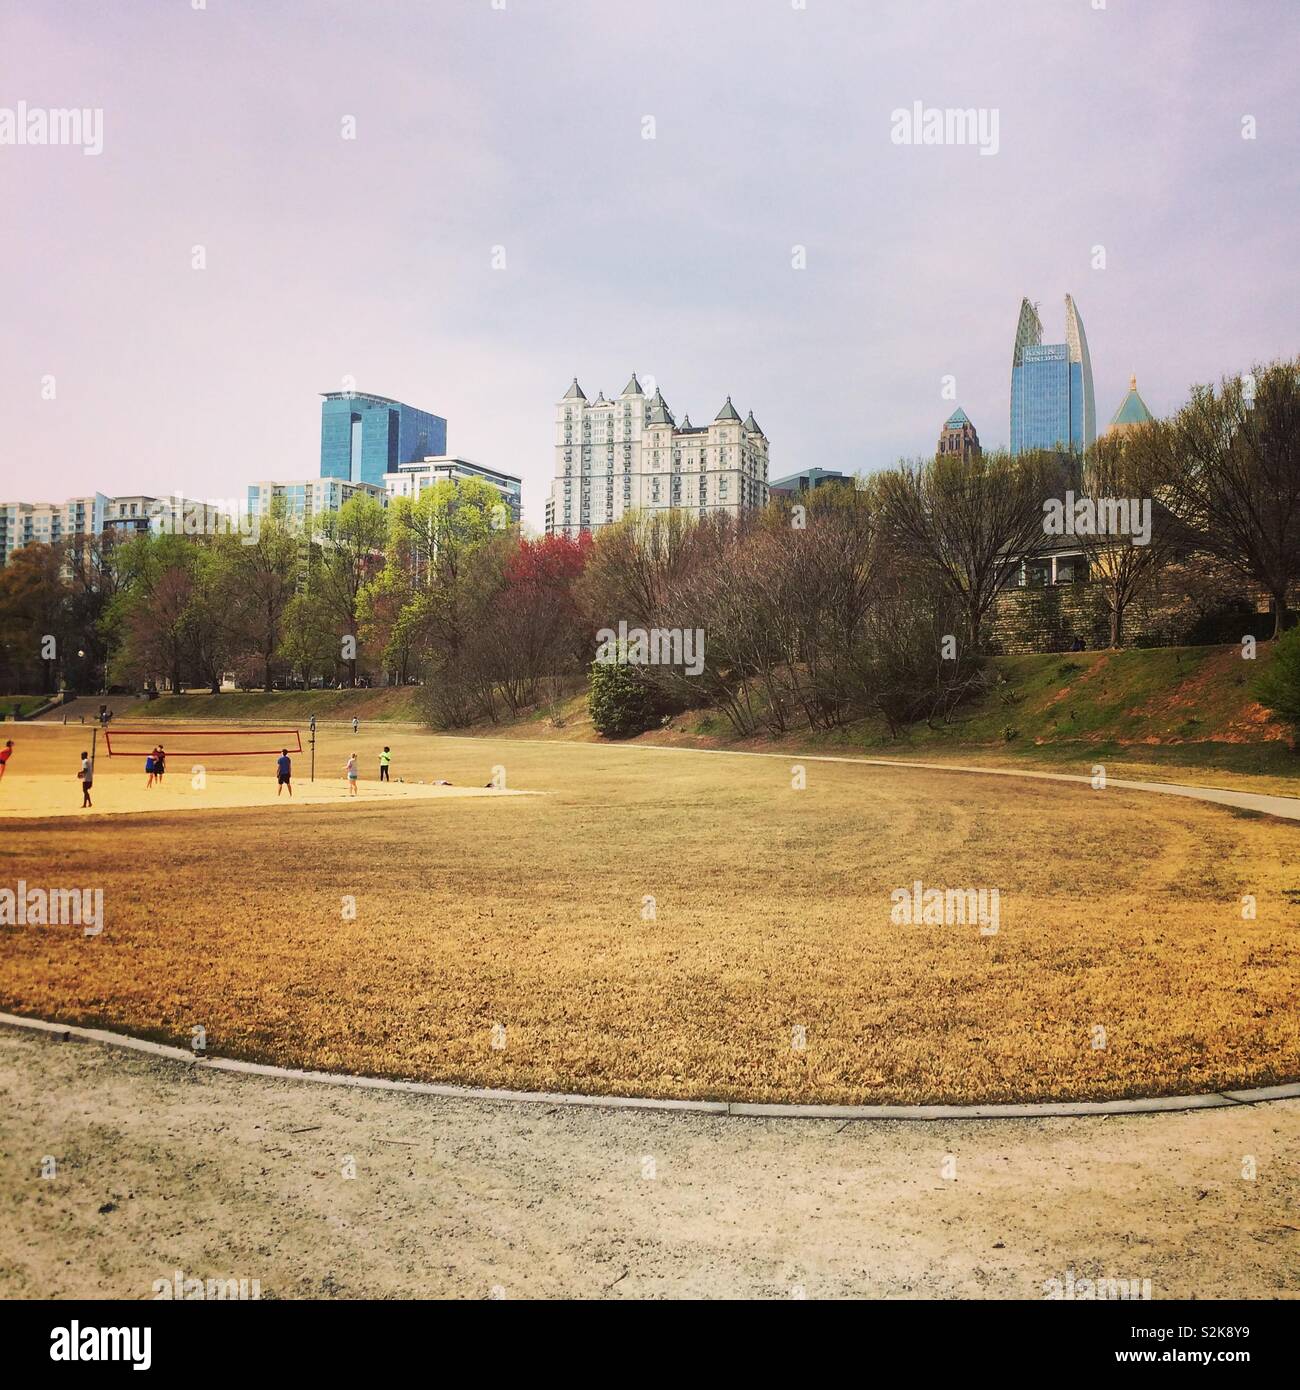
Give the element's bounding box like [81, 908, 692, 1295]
[314, 493, 388, 686]
[383, 478, 510, 722]
[104, 531, 203, 693]
[220, 500, 302, 690]
[0, 543, 69, 694]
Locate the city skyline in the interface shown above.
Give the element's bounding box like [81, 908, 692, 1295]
[4, 0, 1297, 529]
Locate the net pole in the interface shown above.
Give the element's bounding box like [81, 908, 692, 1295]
[310, 726, 316, 783]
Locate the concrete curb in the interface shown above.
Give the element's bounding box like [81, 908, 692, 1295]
[5, 1012, 1298, 1122]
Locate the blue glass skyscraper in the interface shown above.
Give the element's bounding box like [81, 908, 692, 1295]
[320, 392, 448, 487]
[1009, 296, 1096, 455]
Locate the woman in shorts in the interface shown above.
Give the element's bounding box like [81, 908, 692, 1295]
[345, 752, 358, 795]
[145, 749, 157, 787]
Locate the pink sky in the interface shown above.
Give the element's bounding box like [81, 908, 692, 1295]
[2, 0, 1297, 527]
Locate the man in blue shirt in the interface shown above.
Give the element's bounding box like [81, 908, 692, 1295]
[276, 748, 292, 797]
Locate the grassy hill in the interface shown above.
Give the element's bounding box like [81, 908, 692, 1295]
[504, 644, 1298, 791]
[52, 686, 425, 725]
[817, 644, 1297, 789]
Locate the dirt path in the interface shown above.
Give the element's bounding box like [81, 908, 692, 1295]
[2, 1030, 1296, 1299]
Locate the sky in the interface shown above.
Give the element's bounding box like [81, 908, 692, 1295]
[2, 0, 1297, 529]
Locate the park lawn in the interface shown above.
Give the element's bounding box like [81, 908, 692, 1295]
[2, 724, 1298, 1106]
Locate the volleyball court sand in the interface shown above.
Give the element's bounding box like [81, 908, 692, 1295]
[0, 724, 534, 819]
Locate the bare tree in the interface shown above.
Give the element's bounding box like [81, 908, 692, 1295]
[1163, 360, 1300, 637]
[879, 448, 1064, 654]
[1076, 424, 1181, 648]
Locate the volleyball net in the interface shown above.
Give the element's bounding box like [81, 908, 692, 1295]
[103, 727, 303, 758]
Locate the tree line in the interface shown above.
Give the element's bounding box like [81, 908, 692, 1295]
[1, 360, 1295, 739]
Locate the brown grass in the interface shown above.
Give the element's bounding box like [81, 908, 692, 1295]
[2, 724, 1298, 1105]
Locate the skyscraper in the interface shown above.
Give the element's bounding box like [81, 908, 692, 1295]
[937, 407, 981, 461]
[1009, 295, 1096, 456]
[319, 392, 447, 488]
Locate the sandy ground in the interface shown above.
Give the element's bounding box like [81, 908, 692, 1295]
[1, 1028, 1297, 1300]
[0, 725, 530, 818]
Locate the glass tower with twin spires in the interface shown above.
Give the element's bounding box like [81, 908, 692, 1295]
[1009, 295, 1096, 456]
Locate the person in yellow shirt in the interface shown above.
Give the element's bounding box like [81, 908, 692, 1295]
[379, 746, 392, 782]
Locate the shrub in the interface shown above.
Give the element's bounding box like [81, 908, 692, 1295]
[588, 657, 657, 739]
[1184, 597, 1275, 647]
[1254, 626, 1300, 736]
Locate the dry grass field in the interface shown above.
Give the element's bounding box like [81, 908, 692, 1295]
[1, 721, 1298, 1106]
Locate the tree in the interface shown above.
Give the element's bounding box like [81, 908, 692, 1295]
[1163, 359, 1300, 637]
[1076, 424, 1181, 648]
[0, 544, 69, 694]
[486, 534, 593, 712]
[103, 532, 202, 693]
[878, 448, 1064, 653]
[280, 586, 342, 688]
[221, 501, 301, 690]
[314, 494, 388, 686]
[383, 478, 510, 722]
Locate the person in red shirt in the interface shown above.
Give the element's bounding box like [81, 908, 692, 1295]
[0, 739, 12, 781]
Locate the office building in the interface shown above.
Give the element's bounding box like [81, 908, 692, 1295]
[320, 391, 448, 488]
[1010, 295, 1096, 456]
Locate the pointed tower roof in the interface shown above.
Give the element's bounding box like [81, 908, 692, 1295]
[1064, 293, 1097, 450]
[944, 407, 972, 427]
[714, 395, 742, 422]
[680, 413, 692, 428]
[562, 378, 586, 401]
[1011, 297, 1043, 369]
[646, 388, 675, 427]
[743, 410, 764, 436]
[1109, 374, 1154, 431]
[621, 373, 644, 397]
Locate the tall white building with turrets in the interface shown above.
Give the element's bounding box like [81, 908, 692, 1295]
[545, 374, 770, 537]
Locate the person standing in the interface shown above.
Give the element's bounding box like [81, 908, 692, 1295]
[0, 739, 12, 782]
[155, 745, 166, 783]
[345, 752, 358, 795]
[79, 750, 93, 808]
[379, 746, 391, 782]
[145, 747, 158, 787]
[276, 748, 293, 797]
[351, 716, 359, 736]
